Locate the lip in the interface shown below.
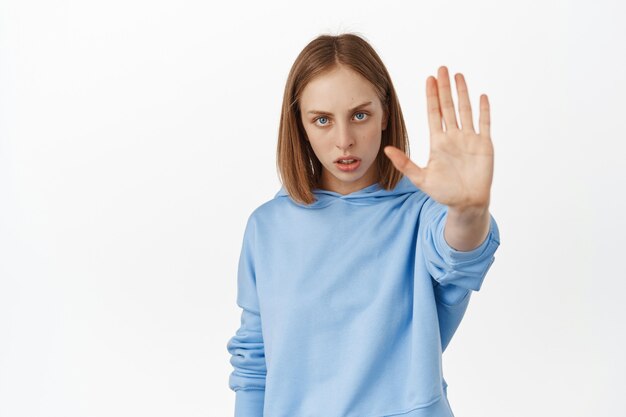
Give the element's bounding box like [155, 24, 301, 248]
[334, 159, 361, 172]
[334, 155, 361, 163]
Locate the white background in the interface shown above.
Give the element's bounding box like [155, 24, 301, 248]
[1, 0, 624, 416]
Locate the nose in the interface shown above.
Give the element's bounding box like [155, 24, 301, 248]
[335, 121, 355, 151]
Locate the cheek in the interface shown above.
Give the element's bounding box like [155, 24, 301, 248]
[305, 129, 328, 147]
[362, 123, 383, 141]
[306, 135, 327, 158]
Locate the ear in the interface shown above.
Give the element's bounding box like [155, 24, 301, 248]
[381, 109, 389, 131]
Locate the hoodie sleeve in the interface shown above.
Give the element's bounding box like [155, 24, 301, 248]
[226, 215, 266, 416]
[419, 196, 501, 351]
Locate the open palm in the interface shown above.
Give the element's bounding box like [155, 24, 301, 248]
[384, 66, 493, 211]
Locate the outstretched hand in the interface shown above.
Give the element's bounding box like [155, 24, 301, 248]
[384, 66, 493, 211]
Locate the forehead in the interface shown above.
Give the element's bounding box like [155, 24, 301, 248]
[300, 66, 379, 111]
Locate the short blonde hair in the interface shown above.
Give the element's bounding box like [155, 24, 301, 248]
[276, 32, 411, 205]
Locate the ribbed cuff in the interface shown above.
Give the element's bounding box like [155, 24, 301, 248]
[234, 389, 265, 417]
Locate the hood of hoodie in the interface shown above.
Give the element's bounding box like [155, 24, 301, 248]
[274, 175, 420, 209]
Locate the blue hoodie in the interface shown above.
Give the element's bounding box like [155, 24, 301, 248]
[226, 175, 501, 417]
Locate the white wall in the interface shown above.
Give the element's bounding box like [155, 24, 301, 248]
[1, 0, 624, 415]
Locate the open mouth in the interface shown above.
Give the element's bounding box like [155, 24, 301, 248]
[334, 159, 361, 171]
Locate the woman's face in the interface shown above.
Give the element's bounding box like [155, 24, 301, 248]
[299, 65, 388, 195]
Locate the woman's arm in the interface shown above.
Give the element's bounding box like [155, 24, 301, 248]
[384, 65, 495, 252]
[419, 197, 501, 350]
[444, 205, 491, 252]
[226, 215, 266, 416]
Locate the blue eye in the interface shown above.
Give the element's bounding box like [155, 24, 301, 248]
[316, 116, 329, 126]
[313, 112, 368, 127]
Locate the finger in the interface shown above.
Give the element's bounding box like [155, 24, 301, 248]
[426, 76, 443, 136]
[437, 66, 459, 131]
[454, 73, 475, 132]
[479, 94, 490, 137]
[383, 145, 426, 186]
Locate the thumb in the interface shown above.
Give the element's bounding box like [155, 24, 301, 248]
[383, 146, 426, 187]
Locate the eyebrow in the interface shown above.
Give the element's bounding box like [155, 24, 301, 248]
[307, 101, 373, 115]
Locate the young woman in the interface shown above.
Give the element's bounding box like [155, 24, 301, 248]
[226, 33, 501, 417]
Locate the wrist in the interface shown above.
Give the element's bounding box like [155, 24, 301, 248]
[447, 204, 489, 223]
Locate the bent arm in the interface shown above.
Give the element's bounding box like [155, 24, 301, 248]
[419, 197, 501, 350]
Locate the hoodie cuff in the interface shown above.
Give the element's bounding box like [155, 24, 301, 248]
[234, 389, 265, 417]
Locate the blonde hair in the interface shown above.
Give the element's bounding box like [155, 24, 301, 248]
[276, 32, 410, 205]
